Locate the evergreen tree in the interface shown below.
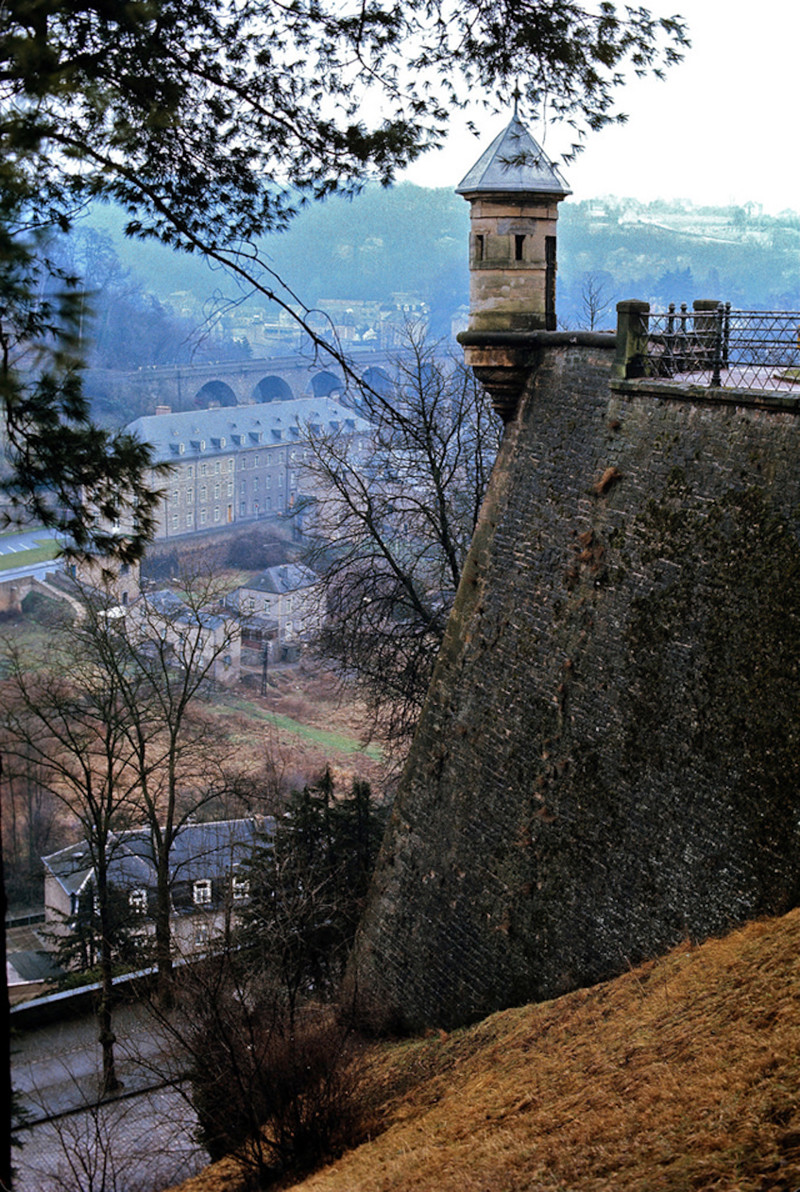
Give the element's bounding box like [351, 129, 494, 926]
[49, 881, 143, 982]
[238, 771, 386, 1020]
[0, 186, 166, 561]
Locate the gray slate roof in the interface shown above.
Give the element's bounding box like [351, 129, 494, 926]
[241, 563, 318, 596]
[43, 818, 273, 896]
[9, 951, 63, 982]
[146, 588, 229, 632]
[126, 399, 370, 463]
[42, 845, 94, 898]
[456, 113, 571, 199]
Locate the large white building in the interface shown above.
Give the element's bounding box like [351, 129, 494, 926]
[126, 397, 371, 541]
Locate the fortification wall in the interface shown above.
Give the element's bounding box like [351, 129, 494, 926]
[351, 343, 800, 1032]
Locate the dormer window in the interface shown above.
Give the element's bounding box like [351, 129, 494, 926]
[193, 878, 212, 905]
[232, 876, 249, 901]
[129, 888, 147, 914]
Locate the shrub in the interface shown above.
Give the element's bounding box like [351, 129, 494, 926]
[225, 531, 290, 571]
[181, 959, 365, 1188]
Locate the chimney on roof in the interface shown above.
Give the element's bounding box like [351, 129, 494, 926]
[155, 405, 172, 416]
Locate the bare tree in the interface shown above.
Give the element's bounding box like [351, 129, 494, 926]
[580, 271, 614, 330]
[2, 567, 240, 1046]
[1, 625, 144, 1096]
[302, 329, 500, 744]
[67, 571, 240, 1003]
[146, 952, 363, 1190]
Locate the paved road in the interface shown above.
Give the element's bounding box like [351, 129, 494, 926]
[0, 527, 61, 555]
[14, 1086, 206, 1192]
[11, 1002, 207, 1191]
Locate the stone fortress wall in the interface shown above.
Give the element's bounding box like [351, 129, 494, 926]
[351, 338, 800, 1031]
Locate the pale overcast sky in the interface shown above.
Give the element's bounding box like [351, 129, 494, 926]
[402, 1, 798, 212]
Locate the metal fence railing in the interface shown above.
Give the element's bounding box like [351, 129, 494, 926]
[639, 304, 800, 391]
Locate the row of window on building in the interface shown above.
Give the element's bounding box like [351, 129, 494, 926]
[128, 875, 250, 913]
[168, 498, 289, 531]
[168, 473, 298, 506]
[157, 446, 305, 539]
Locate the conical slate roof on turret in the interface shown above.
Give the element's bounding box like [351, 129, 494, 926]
[456, 113, 571, 198]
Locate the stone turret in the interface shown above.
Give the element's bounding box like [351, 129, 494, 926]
[456, 111, 571, 335]
[456, 112, 572, 422]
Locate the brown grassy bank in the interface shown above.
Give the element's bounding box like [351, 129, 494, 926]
[172, 907, 800, 1192]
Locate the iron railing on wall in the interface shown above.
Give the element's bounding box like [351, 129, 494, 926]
[617, 301, 800, 392]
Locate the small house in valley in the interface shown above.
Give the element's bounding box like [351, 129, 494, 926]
[42, 817, 272, 958]
[228, 563, 321, 645]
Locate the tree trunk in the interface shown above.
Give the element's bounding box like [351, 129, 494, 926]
[155, 848, 174, 1007]
[97, 870, 122, 1098]
[1, 755, 14, 1192]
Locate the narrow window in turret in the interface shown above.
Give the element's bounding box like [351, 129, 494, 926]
[514, 234, 525, 261]
[545, 235, 557, 330]
[475, 234, 485, 261]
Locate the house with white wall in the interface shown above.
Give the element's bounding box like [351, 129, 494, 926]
[43, 817, 273, 959]
[228, 563, 322, 644]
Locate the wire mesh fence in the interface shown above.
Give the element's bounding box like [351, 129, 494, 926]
[641, 305, 800, 392]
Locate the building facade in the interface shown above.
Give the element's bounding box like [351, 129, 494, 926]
[228, 563, 322, 644]
[125, 398, 371, 541]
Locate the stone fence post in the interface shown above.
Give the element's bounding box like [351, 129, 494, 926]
[613, 300, 650, 379]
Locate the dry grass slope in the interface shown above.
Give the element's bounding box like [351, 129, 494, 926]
[173, 908, 800, 1192]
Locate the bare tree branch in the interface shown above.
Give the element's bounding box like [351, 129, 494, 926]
[300, 327, 501, 744]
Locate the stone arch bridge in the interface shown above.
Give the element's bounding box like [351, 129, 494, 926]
[87, 349, 401, 416]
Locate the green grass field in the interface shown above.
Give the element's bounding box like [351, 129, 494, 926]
[213, 695, 382, 759]
[0, 538, 60, 572]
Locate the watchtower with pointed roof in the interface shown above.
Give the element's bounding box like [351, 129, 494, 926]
[456, 112, 571, 334]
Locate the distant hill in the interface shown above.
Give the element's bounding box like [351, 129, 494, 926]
[86, 187, 800, 347]
[173, 907, 800, 1192]
[88, 184, 470, 338]
[558, 198, 800, 326]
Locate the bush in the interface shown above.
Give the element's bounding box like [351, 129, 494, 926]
[19, 589, 69, 626]
[181, 959, 365, 1188]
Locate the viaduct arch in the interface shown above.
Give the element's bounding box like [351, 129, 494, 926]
[87, 351, 398, 415]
